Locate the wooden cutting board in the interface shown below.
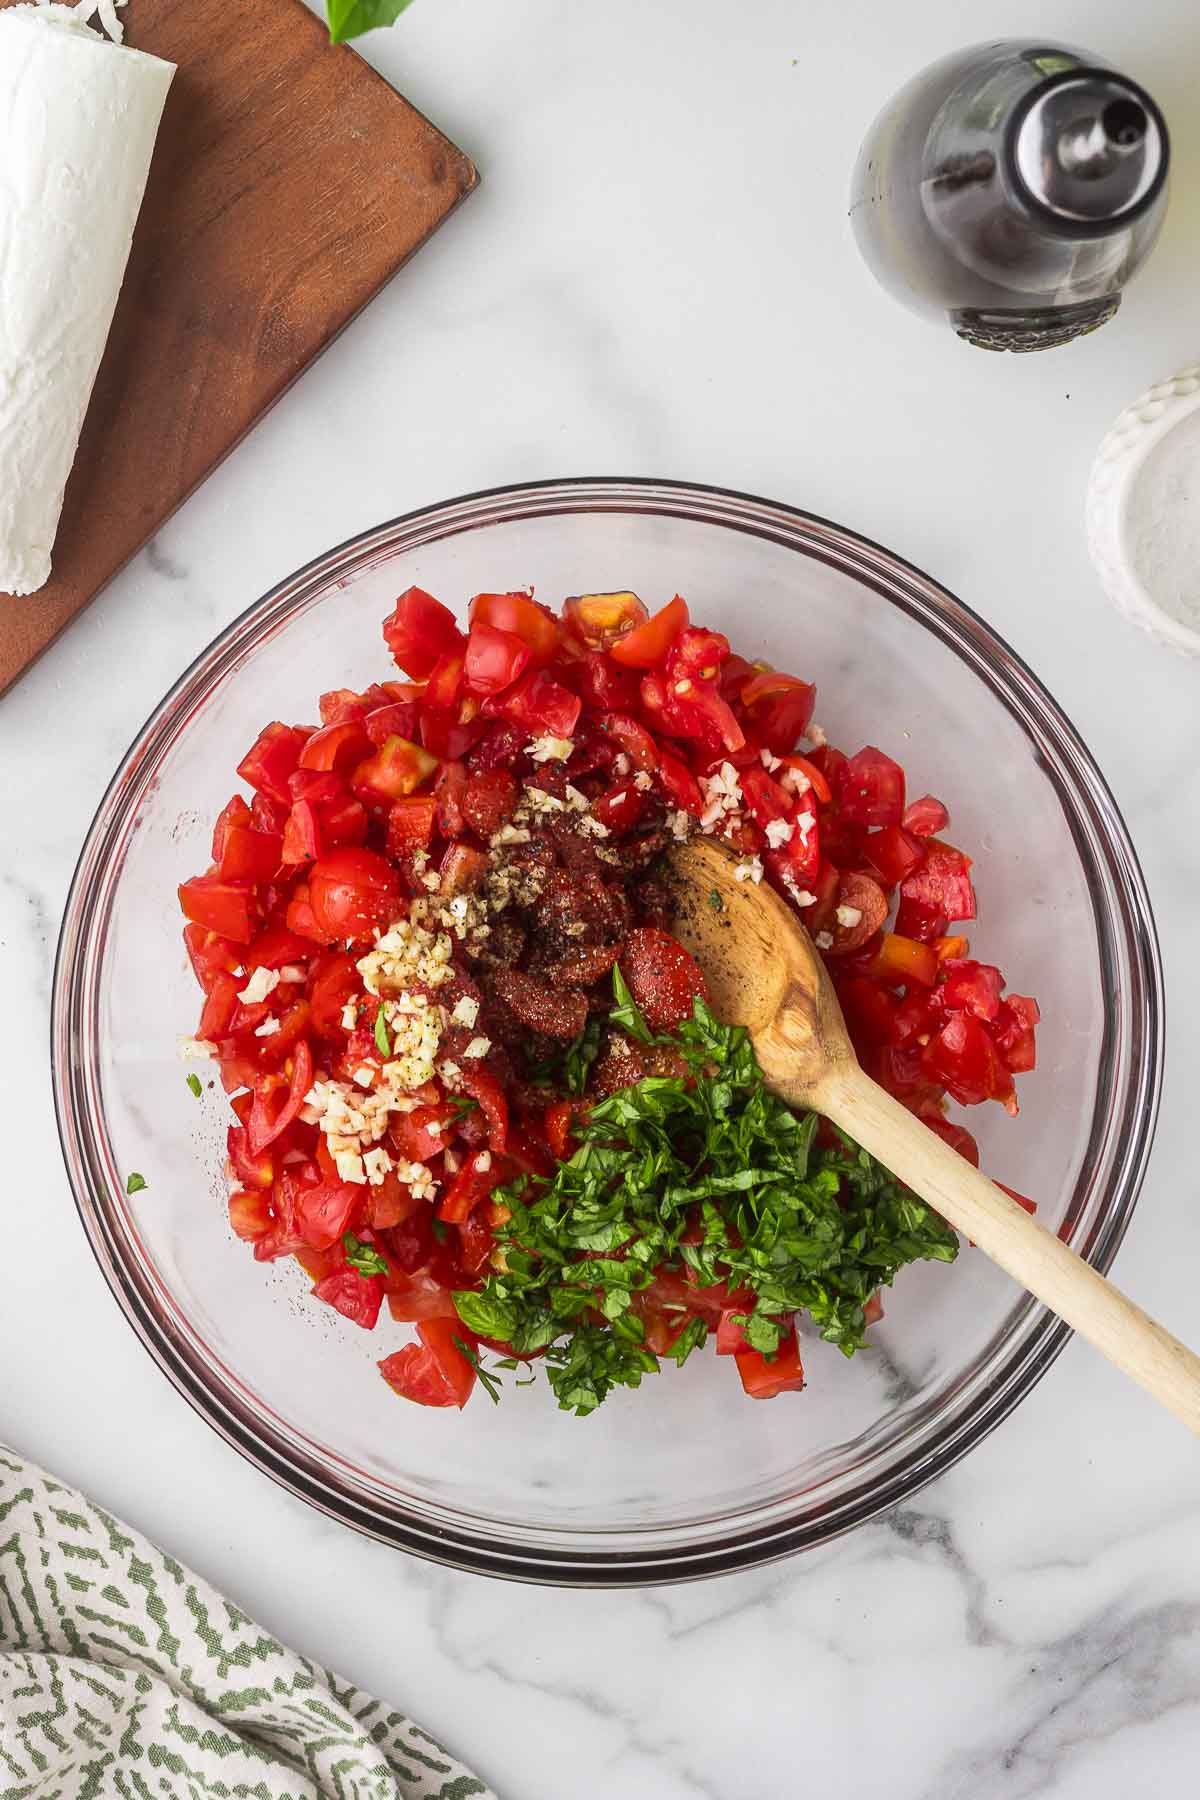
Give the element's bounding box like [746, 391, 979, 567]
[0, 0, 476, 694]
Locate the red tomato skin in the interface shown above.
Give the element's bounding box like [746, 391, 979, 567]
[939, 959, 1004, 1022]
[461, 768, 519, 838]
[499, 669, 581, 738]
[618, 927, 708, 1033]
[307, 848, 400, 944]
[438, 1150, 498, 1225]
[179, 876, 258, 945]
[735, 1329, 806, 1399]
[835, 746, 906, 829]
[900, 840, 977, 923]
[237, 722, 312, 806]
[313, 1267, 384, 1330]
[464, 623, 532, 696]
[610, 595, 690, 668]
[903, 795, 950, 837]
[471, 591, 562, 663]
[382, 588, 464, 678]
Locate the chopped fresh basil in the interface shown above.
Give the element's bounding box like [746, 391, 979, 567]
[448, 997, 958, 1415]
[374, 1009, 391, 1057]
[342, 1233, 390, 1278]
[125, 1173, 147, 1195]
[185, 1073, 202, 1099]
[452, 1336, 503, 1405]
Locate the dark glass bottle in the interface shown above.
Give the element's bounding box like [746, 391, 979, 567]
[849, 40, 1169, 351]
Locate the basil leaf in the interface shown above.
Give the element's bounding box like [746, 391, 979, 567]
[326, 0, 417, 45]
[185, 1073, 202, 1099]
[374, 1009, 391, 1056]
[125, 1172, 147, 1195]
[452, 1336, 503, 1405]
[452, 1290, 518, 1342]
[610, 964, 654, 1044]
[343, 1232, 389, 1278]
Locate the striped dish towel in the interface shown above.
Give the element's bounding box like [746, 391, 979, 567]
[0, 1445, 496, 1798]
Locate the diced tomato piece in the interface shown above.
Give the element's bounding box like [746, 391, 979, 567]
[456, 1064, 509, 1153]
[715, 1309, 754, 1356]
[592, 779, 646, 834]
[419, 706, 487, 762]
[466, 722, 529, 773]
[308, 848, 400, 944]
[305, 952, 357, 1037]
[364, 701, 419, 746]
[423, 649, 465, 711]
[471, 591, 562, 663]
[575, 651, 641, 712]
[280, 799, 325, 866]
[940, 959, 1004, 1022]
[993, 994, 1040, 1072]
[434, 760, 468, 836]
[922, 1014, 1016, 1110]
[385, 1267, 458, 1321]
[242, 927, 311, 971]
[863, 1291, 885, 1326]
[184, 923, 243, 992]
[227, 1123, 274, 1190]
[198, 969, 240, 1041]
[922, 1115, 981, 1165]
[298, 720, 372, 773]
[313, 1267, 384, 1329]
[666, 680, 747, 755]
[179, 875, 258, 944]
[641, 1303, 694, 1357]
[287, 769, 345, 808]
[739, 672, 817, 754]
[595, 711, 660, 772]
[735, 1327, 805, 1399]
[212, 795, 253, 862]
[464, 622, 532, 696]
[610, 594, 689, 668]
[324, 795, 369, 849]
[387, 795, 438, 855]
[864, 824, 924, 888]
[835, 973, 898, 1051]
[461, 767, 519, 838]
[382, 588, 464, 679]
[236, 722, 312, 806]
[500, 669, 581, 738]
[900, 839, 977, 923]
[657, 747, 704, 816]
[824, 871, 889, 956]
[836, 746, 906, 829]
[777, 753, 832, 806]
[562, 591, 649, 654]
[867, 932, 939, 988]
[228, 1189, 273, 1241]
[218, 824, 283, 883]
[903, 794, 950, 837]
[618, 926, 708, 1032]
[247, 1040, 314, 1154]
[894, 896, 950, 943]
[294, 1173, 362, 1251]
[934, 933, 970, 963]
[256, 998, 311, 1067]
[438, 1149, 498, 1224]
[439, 843, 489, 895]
[379, 1318, 476, 1407]
[393, 1102, 458, 1164]
[351, 735, 439, 809]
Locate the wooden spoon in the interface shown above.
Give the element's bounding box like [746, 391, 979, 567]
[667, 834, 1200, 1434]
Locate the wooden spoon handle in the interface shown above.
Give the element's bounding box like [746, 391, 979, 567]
[820, 1066, 1200, 1435]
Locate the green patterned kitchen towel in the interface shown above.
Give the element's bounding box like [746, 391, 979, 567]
[0, 1445, 496, 1799]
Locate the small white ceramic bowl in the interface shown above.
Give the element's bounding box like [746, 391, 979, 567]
[1086, 363, 1200, 658]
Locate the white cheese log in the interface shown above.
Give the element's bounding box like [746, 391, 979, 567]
[0, 7, 174, 596]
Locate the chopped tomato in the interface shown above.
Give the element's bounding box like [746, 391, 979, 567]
[993, 994, 1040, 1072]
[386, 1268, 459, 1322]
[499, 669, 581, 738]
[456, 1064, 509, 1152]
[735, 1328, 805, 1398]
[237, 722, 312, 805]
[438, 843, 489, 895]
[247, 1040, 313, 1155]
[592, 779, 646, 833]
[900, 839, 977, 923]
[438, 1149, 498, 1224]
[387, 795, 438, 853]
[864, 824, 924, 889]
[199, 969, 240, 1041]
[715, 1309, 754, 1356]
[423, 649, 465, 711]
[299, 720, 372, 773]
[609, 594, 689, 667]
[922, 1014, 1016, 1111]
[461, 767, 519, 837]
[462, 622, 532, 698]
[777, 752, 831, 806]
[382, 587, 464, 678]
[379, 1318, 477, 1407]
[393, 1102, 458, 1164]
[902, 794, 950, 837]
[867, 931, 939, 988]
[940, 959, 1003, 1022]
[179, 875, 258, 945]
[619, 926, 708, 1032]
[595, 712, 660, 772]
[313, 1267, 384, 1329]
[657, 747, 704, 815]
[307, 848, 400, 944]
[351, 736, 439, 809]
[835, 746, 906, 829]
[471, 591, 561, 663]
[184, 923, 243, 992]
[563, 591, 648, 653]
[739, 672, 816, 753]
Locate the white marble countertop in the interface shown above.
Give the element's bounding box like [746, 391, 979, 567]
[4, 0, 1200, 1793]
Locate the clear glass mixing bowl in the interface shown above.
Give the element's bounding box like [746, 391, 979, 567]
[52, 479, 1163, 1584]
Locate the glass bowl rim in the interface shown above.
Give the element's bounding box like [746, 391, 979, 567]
[51, 475, 1165, 1585]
